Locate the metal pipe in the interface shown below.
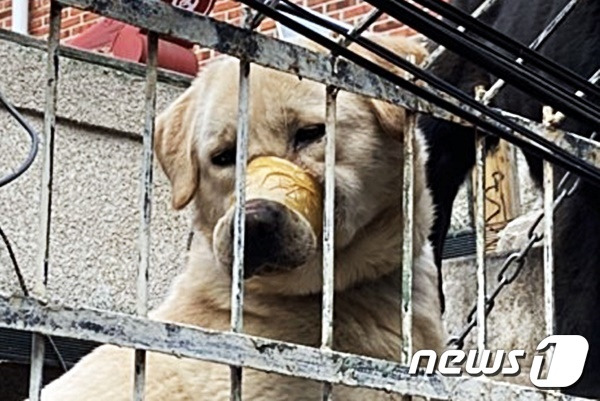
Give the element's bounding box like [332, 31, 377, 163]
[11, 0, 29, 34]
[132, 31, 159, 401]
[474, 85, 488, 351]
[230, 59, 251, 401]
[401, 111, 416, 366]
[543, 159, 555, 337]
[321, 85, 338, 401]
[474, 130, 487, 351]
[29, 2, 62, 400]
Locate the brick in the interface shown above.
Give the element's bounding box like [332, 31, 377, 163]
[326, 0, 350, 12]
[83, 12, 99, 22]
[342, 3, 372, 19]
[212, 0, 238, 13]
[61, 15, 82, 29]
[372, 19, 402, 32]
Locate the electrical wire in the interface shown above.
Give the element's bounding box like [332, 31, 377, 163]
[0, 90, 40, 188]
[408, 0, 600, 100]
[363, 0, 600, 127]
[0, 90, 68, 373]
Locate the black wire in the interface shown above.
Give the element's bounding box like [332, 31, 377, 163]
[364, 0, 600, 128]
[0, 90, 68, 372]
[0, 224, 69, 372]
[0, 90, 40, 188]
[409, 0, 600, 100]
[0, 224, 29, 296]
[270, 0, 600, 185]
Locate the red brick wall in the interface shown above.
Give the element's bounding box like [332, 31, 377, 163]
[1, 0, 99, 38]
[0, 0, 416, 67]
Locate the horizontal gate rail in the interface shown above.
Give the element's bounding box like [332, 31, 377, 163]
[0, 293, 590, 401]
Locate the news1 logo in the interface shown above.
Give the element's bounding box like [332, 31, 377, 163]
[409, 335, 589, 388]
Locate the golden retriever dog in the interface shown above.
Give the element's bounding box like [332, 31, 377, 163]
[37, 36, 444, 400]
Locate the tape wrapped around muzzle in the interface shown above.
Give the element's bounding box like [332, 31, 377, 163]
[245, 156, 323, 236]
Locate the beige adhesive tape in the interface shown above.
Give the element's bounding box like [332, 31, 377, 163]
[246, 156, 323, 235]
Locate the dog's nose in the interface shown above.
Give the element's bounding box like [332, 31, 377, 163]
[238, 199, 285, 278]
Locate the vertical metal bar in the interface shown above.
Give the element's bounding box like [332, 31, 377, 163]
[474, 131, 487, 351]
[132, 31, 158, 401]
[321, 86, 337, 401]
[540, 106, 557, 340]
[543, 160, 554, 337]
[401, 111, 416, 367]
[30, 2, 61, 400]
[230, 59, 251, 401]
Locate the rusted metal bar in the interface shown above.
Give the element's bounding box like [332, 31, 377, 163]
[474, 86, 487, 351]
[401, 111, 416, 366]
[29, 2, 62, 400]
[321, 85, 338, 401]
[541, 106, 558, 338]
[2, 293, 595, 401]
[132, 31, 158, 401]
[230, 59, 251, 401]
[474, 131, 487, 351]
[543, 159, 555, 337]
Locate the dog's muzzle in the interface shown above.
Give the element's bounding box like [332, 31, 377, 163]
[216, 156, 322, 278]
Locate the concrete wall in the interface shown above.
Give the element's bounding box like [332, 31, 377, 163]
[0, 38, 190, 313]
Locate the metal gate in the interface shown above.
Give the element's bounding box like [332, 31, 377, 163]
[0, 0, 599, 400]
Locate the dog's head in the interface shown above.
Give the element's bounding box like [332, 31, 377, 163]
[155, 36, 430, 294]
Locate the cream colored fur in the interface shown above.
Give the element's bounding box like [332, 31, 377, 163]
[37, 36, 444, 401]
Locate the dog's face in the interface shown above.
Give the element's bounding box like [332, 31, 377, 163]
[155, 37, 428, 294]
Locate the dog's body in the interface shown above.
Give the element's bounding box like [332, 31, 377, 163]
[39, 36, 444, 400]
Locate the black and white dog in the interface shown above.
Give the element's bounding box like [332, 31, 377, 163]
[421, 0, 600, 397]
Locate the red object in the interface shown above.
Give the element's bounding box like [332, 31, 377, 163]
[163, 0, 217, 15]
[65, 18, 199, 76]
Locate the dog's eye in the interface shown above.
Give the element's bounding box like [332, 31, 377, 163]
[211, 148, 236, 167]
[294, 124, 326, 149]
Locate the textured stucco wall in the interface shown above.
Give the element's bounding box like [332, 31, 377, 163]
[0, 38, 190, 313]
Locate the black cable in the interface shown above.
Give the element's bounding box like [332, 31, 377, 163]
[409, 0, 600, 100]
[0, 90, 40, 187]
[0, 91, 68, 372]
[0, 224, 69, 372]
[389, 0, 600, 115]
[0, 224, 29, 296]
[363, 0, 600, 128]
[273, 0, 600, 184]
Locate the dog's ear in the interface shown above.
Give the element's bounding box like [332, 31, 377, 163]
[356, 36, 428, 140]
[155, 83, 200, 210]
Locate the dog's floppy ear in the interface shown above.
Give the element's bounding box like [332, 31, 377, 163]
[356, 36, 428, 140]
[155, 83, 200, 210]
